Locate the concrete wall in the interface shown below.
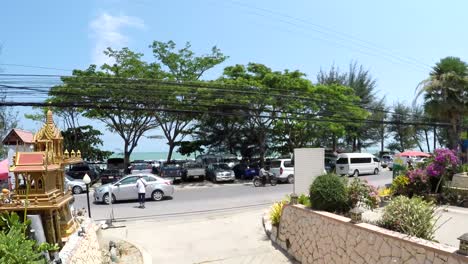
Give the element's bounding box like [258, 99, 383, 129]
[59, 219, 102, 264]
[272, 205, 468, 264]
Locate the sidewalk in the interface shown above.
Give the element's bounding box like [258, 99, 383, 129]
[363, 205, 468, 247]
[100, 208, 294, 264]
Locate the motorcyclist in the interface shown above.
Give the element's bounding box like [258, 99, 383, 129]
[259, 166, 270, 185]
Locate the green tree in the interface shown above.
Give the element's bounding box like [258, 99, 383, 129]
[387, 102, 417, 152]
[62, 125, 113, 161]
[416, 56, 468, 149]
[150, 40, 228, 162]
[49, 47, 165, 168]
[218, 63, 287, 165]
[317, 62, 381, 152]
[0, 51, 19, 158]
[0, 88, 19, 158]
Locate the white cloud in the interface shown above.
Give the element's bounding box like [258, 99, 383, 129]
[89, 12, 145, 66]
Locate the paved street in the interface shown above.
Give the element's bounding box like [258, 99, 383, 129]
[100, 208, 296, 264]
[70, 170, 393, 263]
[73, 170, 393, 221]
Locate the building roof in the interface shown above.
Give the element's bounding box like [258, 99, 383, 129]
[2, 129, 34, 145]
[9, 152, 61, 172]
[10, 164, 60, 172]
[16, 153, 44, 166]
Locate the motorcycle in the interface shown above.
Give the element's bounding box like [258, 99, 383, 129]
[253, 172, 277, 187]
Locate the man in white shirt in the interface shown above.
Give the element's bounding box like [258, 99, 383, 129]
[135, 175, 148, 208]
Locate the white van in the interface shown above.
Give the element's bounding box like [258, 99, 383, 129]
[335, 153, 380, 176]
[269, 159, 294, 183]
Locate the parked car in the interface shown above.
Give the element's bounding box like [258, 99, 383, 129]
[206, 163, 235, 183]
[182, 162, 205, 181]
[65, 175, 87, 194]
[107, 158, 125, 172]
[270, 159, 295, 183]
[94, 174, 174, 204]
[130, 162, 153, 174]
[159, 162, 184, 182]
[66, 162, 100, 183]
[100, 169, 125, 184]
[324, 157, 336, 173]
[335, 153, 380, 176]
[388, 160, 394, 171]
[232, 163, 259, 180]
[380, 155, 393, 168]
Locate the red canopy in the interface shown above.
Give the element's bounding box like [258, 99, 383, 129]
[396, 151, 431, 157]
[0, 159, 8, 180]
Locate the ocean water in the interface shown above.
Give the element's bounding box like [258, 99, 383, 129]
[110, 152, 197, 161]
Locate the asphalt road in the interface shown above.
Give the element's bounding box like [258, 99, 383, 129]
[73, 170, 393, 221]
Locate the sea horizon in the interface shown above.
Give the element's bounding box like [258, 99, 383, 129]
[110, 151, 197, 161]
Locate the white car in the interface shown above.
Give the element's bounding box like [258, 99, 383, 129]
[269, 159, 294, 183]
[94, 174, 174, 204]
[65, 175, 88, 194]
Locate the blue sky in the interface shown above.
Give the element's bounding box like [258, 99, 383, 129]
[1, 0, 467, 153]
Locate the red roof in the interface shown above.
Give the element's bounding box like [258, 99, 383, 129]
[17, 153, 43, 165]
[11, 164, 60, 172]
[2, 129, 34, 145]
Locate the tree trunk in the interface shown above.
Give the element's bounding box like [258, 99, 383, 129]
[424, 129, 430, 153]
[166, 141, 175, 163]
[332, 134, 337, 152]
[448, 114, 461, 150]
[433, 126, 437, 151]
[414, 136, 424, 152]
[380, 131, 384, 153]
[124, 142, 131, 174]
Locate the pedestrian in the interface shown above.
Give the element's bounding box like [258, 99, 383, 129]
[135, 175, 147, 208]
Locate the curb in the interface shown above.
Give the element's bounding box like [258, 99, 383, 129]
[127, 240, 152, 264]
[439, 206, 468, 215]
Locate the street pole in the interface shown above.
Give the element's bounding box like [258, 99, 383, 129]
[83, 174, 92, 218]
[86, 183, 91, 218]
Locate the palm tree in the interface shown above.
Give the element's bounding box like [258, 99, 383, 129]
[416, 57, 468, 150]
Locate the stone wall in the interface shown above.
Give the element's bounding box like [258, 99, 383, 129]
[268, 204, 468, 264]
[59, 218, 102, 264]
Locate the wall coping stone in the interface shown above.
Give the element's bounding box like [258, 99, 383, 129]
[271, 204, 468, 263]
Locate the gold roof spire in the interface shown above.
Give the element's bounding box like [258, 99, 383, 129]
[46, 108, 54, 126]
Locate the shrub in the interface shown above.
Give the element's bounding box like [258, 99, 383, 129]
[378, 187, 391, 197]
[426, 148, 460, 193]
[406, 169, 431, 196]
[0, 212, 58, 264]
[458, 164, 468, 173]
[390, 174, 410, 196]
[297, 194, 311, 207]
[378, 196, 438, 240]
[309, 174, 348, 212]
[269, 201, 286, 226]
[347, 178, 379, 210]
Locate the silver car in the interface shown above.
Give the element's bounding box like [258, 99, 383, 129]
[129, 163, 153, 174]
[65, 175, 88, 194]
[93, 174, 174, 204]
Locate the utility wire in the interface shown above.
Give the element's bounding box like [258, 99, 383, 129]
[222, 0, 432, 71]
[0, 63, 73, 72]
[0, 74, 430, 119]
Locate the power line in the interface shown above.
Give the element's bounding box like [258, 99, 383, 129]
[0, 98, 453, 128]
[222, 0, 432, 72]
[0, 75, 442, 121]
[0, 63, 74, 72]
